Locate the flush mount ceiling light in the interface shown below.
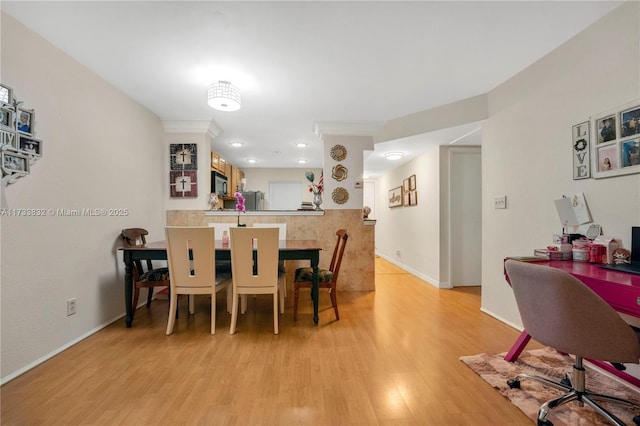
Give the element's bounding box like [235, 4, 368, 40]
[207, 80, 241, 111]
[247, 158, 257, 164]
[229, 141, 244, 147]
[296, 143, 308, 148]
[385, 152, 405, 160]
[297, 159, 307, 164]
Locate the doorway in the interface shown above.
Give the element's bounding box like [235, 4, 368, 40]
[449, 148, 482, 287]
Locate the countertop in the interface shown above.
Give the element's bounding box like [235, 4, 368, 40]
[204, 210, 325, 216]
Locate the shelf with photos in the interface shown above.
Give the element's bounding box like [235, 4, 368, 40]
[0, 83, 42, 185]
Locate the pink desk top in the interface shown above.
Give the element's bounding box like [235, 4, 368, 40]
[505, 258, 640, 318]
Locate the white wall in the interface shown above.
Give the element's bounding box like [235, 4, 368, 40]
[482, 1, 640, 327]
[0, 13, 165, 382]
[242, 167, 322, 208]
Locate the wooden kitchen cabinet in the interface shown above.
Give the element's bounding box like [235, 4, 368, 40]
[211, 151, 221, 171]
[223, 160, 232, 179]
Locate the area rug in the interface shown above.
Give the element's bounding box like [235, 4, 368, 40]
[460, 347, 640, 425]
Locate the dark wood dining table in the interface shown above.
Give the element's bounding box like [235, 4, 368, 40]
[120, 239, 322, 327]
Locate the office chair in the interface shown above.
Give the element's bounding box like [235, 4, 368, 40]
[504, 260, 640, 426]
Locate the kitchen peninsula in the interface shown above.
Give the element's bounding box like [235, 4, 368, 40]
[166, 209, 375, 293]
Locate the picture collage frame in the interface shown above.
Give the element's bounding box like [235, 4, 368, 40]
[1, 83, 42, 184]
[169, 143, 198, 198]
[390, 174, 418, 208]
[589, 99, 640, 179]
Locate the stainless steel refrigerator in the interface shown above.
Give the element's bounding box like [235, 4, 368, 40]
[241, 191, 264, 211]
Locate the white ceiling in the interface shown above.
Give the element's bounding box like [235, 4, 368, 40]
[1, 1, 621, 178]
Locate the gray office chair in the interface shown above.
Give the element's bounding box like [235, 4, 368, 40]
[504, 260, 640, 426]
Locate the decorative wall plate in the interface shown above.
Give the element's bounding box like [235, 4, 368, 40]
[332, 164, 348, 181]
[332, 187, 349, 204]
[330, 144, 347, 161]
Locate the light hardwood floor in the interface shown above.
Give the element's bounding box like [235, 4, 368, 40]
[1, 257, 539, 425]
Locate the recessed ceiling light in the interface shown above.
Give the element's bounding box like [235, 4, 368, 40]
[297, 159, 307, 164]
[229, 141, 243, 147]
[296, 143, 308, 148]
[247, 158, 257, 164]
[385, 152, 405, 160]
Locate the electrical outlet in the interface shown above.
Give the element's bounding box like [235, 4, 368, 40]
[494, 196, 507, 209]
[396, 250, 401, 256]
[67, 298, 77, 316]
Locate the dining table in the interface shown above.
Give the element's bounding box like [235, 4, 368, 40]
[120, 239, 322, 327]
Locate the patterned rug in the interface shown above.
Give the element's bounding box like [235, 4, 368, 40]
[460, 347, 640, 425]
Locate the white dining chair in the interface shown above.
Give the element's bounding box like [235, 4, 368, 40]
[253, 223, 287, 313]
[207, 222, 240, 313]
[229, 227, 281, 334]
[164, 226, 232, 335]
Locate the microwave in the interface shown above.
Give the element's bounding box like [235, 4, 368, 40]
[211, 171, 228, 197]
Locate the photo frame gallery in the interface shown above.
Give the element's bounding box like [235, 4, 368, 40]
[591, 99, 640, 179]
[397, 175, 419, 207]
[1, 83, 43, 185]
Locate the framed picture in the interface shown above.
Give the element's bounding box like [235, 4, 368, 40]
[596, 114, 616, 144]
[403, 178, 409, 192]
[597, 144, 618, 172]
[403, 189, 410, 206]
[0, 83, 13, 106]
[409, 191, 418, 206]
[19, 135, 42, 156]
[17, 108, 34, 136]
[622, 138, 640, 168]
[169, 170, 198, 197]
[170, 143, 197, 170]
[0, 105, 14, 131]
[409, 174, 416, 190]
[591, 99, 640, 179]
[620, 105, 640, 138]
[572, 121, 590, 179]
[1, 150, 29, 176]
[388, 186, 403, 208]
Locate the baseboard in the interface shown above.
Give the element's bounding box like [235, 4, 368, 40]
[375, 252, 443, 288]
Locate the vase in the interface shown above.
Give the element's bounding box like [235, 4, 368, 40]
[313, 193, 323, 210]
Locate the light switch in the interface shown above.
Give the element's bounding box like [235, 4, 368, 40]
[494, 196, 507, 209]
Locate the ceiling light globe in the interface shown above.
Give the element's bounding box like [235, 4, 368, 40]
[207, 81, 241, 112]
